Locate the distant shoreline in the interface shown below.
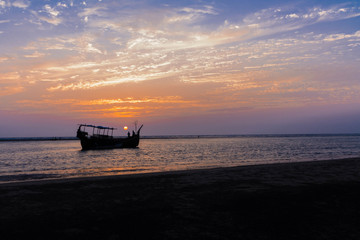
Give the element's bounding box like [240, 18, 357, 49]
[0, 137, 78, 141]
[1, 133, 359, 141]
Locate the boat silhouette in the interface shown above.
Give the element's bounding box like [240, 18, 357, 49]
[76, 124, 143, 150]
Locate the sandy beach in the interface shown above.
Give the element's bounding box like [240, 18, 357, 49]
[1, 158, 360, 240]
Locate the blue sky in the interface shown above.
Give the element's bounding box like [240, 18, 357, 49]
[0, 0, 360, 136]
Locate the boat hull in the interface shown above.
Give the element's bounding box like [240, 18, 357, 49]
[79, 135, 140, 150]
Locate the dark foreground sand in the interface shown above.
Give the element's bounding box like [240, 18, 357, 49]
[1, 158, 360, 240]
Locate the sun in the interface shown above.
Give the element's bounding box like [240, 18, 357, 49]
[123, 126, 128, 131]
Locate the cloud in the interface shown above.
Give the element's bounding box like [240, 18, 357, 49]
[104, 3, 360, 52]
[2, 0, 359, 121]
[23, 24, 357, 94]
[234, 4, 360, 42]
[166, 5, 217, 23]
[80, 96, 193, 105]
[78, 6, 107, 17]
[0, 56, 10, 62]
[315, 6, 360, 21]
[0, 1, 6, 8]
[47, 71, 171, 91]
[57, 2, 67, 8]
[0, 72, 23, 96]
[39, 16, 62, 25]
[181, 5, 217, 15]
[24, 51, 46, 58]
[324, 30, 360, 42]
[0, 85, 24, 96]
[43, 4, 60, 17]
[28, 3, 64, 26]
[286, 13, 300, 19]
[0, 0, 30, 10]
[13, 96, 199, 119]
[12, 0, 30, 9]
[86, 43, 102, 54]
[20, 1, 350, 58]
[79, 4, 222, 51]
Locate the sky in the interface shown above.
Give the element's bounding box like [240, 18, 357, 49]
[0, 0, 360, 137]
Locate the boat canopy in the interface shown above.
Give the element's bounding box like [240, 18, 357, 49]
[79, 124, 116, 130]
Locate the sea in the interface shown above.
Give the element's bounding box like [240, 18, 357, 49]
[0, 134, 360, 184]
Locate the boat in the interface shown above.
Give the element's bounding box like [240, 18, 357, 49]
[76, 124, 143, 150]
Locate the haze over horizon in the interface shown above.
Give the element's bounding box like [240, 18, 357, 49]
[1, 0, 360, 137]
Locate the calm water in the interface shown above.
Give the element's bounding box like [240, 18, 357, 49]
[0, 135, 360, 183]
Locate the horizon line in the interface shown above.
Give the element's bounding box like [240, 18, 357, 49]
[1, 133, 360, 141]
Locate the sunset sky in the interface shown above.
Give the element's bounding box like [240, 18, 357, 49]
[1, 0, 360, 137]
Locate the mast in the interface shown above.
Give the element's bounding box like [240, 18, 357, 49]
[134, 120, 138, 132]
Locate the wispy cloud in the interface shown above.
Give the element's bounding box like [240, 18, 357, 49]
[1, 0, 359, 124]
[166, 5, 217, 23]
[78, 5, 107, 17]
[43, 4, 60, 17]
[28, 3, 65, 26]
[81, 96, 194, 105]
[0, 72, 23, 96]
[220, 3, 360, 44]
[0, 56, 10, 62]
[12, 0, 30, 9]
[13, 95, 200, 119]
[24, 51, 46, 58]
[324, 30, 360, 41]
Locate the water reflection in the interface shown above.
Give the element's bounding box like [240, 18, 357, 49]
[1, 135, 360, 183]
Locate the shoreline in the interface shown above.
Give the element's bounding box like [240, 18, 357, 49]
[1, 157, 359, 186]
[1, 157, 360, 239]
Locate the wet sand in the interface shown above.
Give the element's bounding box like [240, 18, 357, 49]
[1, 158, 360, 240]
